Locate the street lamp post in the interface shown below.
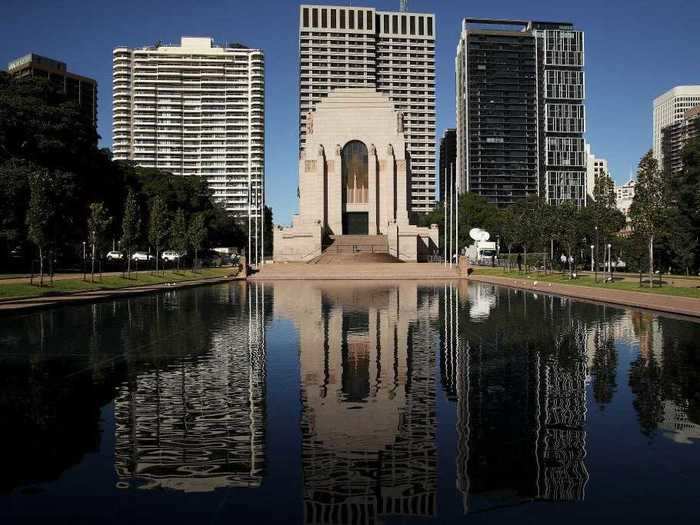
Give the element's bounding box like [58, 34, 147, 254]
[82, 241, 86, 281]
[607, 243, 612, 281]
[594, 226, 599, 283]
[590, 245, 595, 273]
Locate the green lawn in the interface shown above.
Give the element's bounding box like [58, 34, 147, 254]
[0, 268, 238, 301]
[472, 267, 700, 299]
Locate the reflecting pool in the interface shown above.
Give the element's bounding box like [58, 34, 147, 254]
[0, 281, 699, 524]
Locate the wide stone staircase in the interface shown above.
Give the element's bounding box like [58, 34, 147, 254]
[251, 234, 465, 280]
[312, 235, 400, 264]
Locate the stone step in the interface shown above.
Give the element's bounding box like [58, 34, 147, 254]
[330, 235, 388, 246]
[250, 263, 462, 281]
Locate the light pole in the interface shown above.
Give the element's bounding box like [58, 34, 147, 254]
[607, 243, 612, 281]
[455, 165, 459, 265]
[443, 185, 447, 266]
[594, 226, 599, 283]
[590, 245, 595, 273]
[449, 164, 454, 268]
[82, 241, 86, 281]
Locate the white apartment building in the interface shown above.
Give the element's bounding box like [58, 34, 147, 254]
[299, 5, 436, 213]
[585, 143, 608, 201]
[112, 37, 264, 217]
[652, 85, 700, 166]
[615, 178, 636, 218]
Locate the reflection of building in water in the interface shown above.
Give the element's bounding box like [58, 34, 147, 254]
[274, 281, 439, 524]
[114, 283, 267, 492]
[467, 282, 497, 321]
[660, 401, 700, 444]
[442, 284, 589, 512]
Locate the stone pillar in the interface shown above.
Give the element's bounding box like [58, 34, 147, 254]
[395, 154, 409, 224]
[367, 144, 378, 234]
[328, 145, 343, 235]
[380, 144, 396, 231]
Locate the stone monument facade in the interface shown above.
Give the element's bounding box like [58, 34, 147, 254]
[274, 88, 438, 262]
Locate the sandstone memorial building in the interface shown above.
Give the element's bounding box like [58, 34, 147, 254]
[274, 89, 439, 262]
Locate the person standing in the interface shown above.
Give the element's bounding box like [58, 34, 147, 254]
[560, 253, 567, 273]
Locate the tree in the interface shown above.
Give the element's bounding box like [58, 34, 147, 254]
[26, 170, 54, 286]
[588, 170, 626, 272]
[630, 151, 668, 287]
[171, 209, 188, 272]
[148, 196, 168, 274]
[188, 213, 207, 272]
[666, 137, 700, 274]
[552, 201, 580, 277]
[87, 202, 111, 282]
[121, 190, 140, 277]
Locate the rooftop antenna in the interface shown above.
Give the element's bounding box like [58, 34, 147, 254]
[400, 0, 408, 12]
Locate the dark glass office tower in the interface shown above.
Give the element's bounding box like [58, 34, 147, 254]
[439, 128, 456, 202]
[456, 19, 586, 207]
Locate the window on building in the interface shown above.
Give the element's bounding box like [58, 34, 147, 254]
[331, 10, 336, 28]
[349, 10, 355, 29]
[410, 16, 416, 34]
[383, 14, 389, 33]
[321, 9, 327, 27]
[401, 16, 407, 34]
[302, 8, 309, 27]
[393, 15, 398, 33]
[418, 16, 424, 35]
[340, 10, 345, 28]
[358, 10, 364, 29]
[312, 8, 318, 27]
[427, 17, 433, 36]
[367, 11, 373, 30]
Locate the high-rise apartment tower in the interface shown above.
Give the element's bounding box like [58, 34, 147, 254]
[456, 19, 586, 207]
[112, 37, 264, 217]
[299, 5, 436, 213]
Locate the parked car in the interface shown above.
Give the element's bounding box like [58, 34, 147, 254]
[106, 250, 124, 261]
[131, 251, 153, 262]
[161, 250, 185, 262]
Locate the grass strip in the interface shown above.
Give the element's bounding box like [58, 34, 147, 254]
[472, 268, 700, 299]
[0, 268, 237, 300]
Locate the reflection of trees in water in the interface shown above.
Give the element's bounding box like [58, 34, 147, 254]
[628, 312, 700, 442]
[590, 322, 618, 410]
[0, 283, 268, 493]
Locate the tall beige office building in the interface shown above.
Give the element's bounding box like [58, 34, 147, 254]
[299, 5, 436, 213]
[112, 37, 264, 217]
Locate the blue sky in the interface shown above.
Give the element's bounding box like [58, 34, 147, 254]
[2, 0, 699, 224]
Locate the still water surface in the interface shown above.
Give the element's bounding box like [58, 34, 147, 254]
[0, 281, 699, 524]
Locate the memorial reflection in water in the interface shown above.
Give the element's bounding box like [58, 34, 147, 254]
[274, 282, 439, 523]
[1, 280, 699, 524]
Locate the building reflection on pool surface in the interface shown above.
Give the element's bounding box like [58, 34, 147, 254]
[0, 281, 698, 524]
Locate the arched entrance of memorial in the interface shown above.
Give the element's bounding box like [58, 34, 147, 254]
[341, 140, 369, 235]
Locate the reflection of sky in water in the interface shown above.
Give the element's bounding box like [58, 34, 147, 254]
[0, 280, 698, 524]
